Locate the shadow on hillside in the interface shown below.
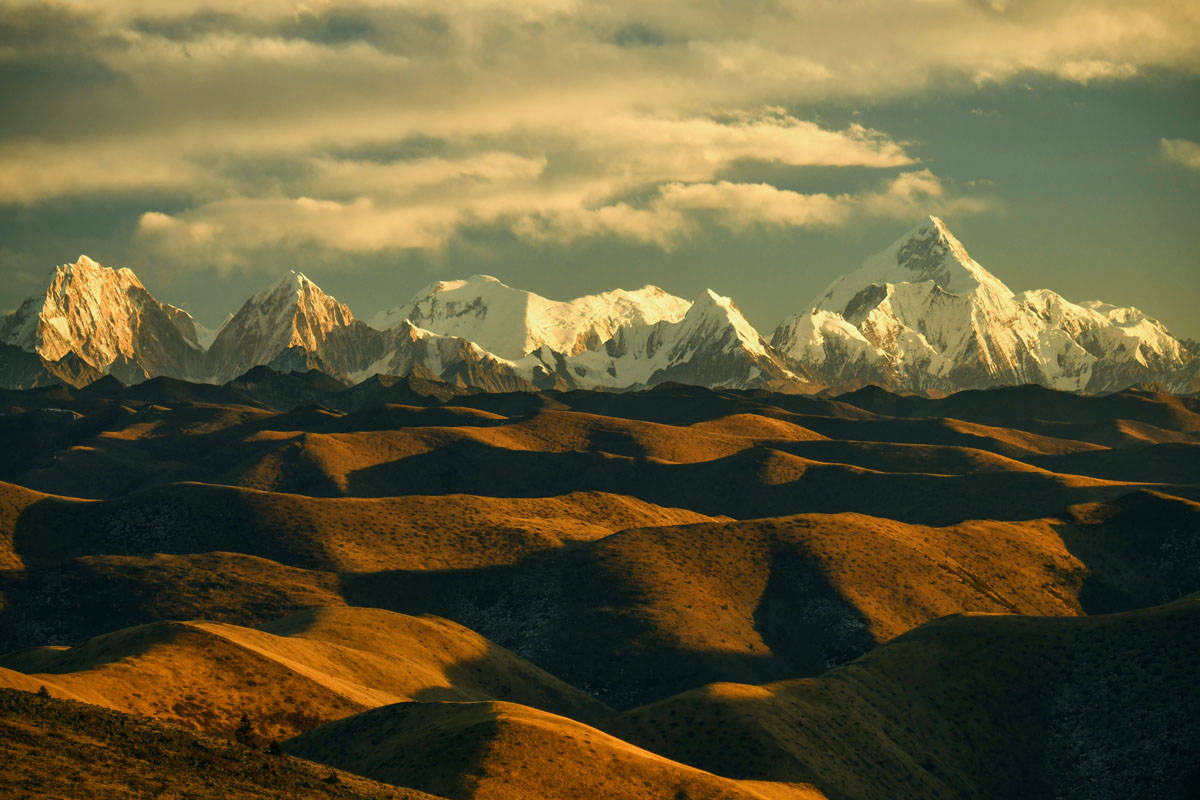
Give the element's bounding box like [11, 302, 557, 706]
[1031, 442, 1200, 485]
[10, 486, 343, 573]
[753, 548, 875, 676]
[1053, 490, 1200, 615]
[340, 550, 798, 710]
[341, 539, 883, 711]
[345, 438, 1159, 524]
[0, 551, 344, 655]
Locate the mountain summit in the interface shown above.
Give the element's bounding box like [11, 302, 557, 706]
[0, 255, 205, 384]
[1, 223, 1195, 393]
[562, 288, 797, 390]
[773, 216, 1193, 393]
[206, 271, 382, 383]
[814, 216, 1013, 314]
[371, 275, 692, 360]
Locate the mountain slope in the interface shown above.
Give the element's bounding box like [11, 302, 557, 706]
[371, 274, 692, 360]
[285, 699, 825, 800]
[0, 688, 444, 800]
[205, 272, 384, 383]
[355, 320, 546, 391]
[565, 289, 802, 390]
[0, 256, 205, 384]
[772, 217, 1194, 393]
[4, 222, 1192, 394]
[619, 597, 1200, 800]
[0, 606, 610, 741]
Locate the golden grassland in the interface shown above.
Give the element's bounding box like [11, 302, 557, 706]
[285, 699, 827, 800]
[0, 382, 1197, 799]
[0, 688, 444, 800]
[1, 606, 609, 742]
[618, 596, 1200, 800]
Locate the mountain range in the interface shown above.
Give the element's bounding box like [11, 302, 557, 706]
[2, 218, 1196, 394]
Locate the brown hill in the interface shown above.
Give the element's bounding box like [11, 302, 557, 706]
[6, 385, 1195, 520]
[0, 381, 1196, 798]
[0, 606, 609, 742]
[836, 384, 1200, 435]
[0, 552, 347, 652]
[284, 699, 826, 800]
[3, 490, 1196, 712]
[5, 480, 722, 571]
[355, 492, 1197, 708]
[619, 596, 1200, 800]
[0, 688, 443, 800]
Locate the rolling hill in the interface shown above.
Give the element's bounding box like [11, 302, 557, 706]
[0, 379, 1195, 798]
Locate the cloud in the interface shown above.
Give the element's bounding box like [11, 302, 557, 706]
[561, 169, 990, 245]
[0, 142, 202, 204]
[1053, 60, 1138, 84]
[1161, 138, 1200, 171]
[137, 166, 991, 260]
[2, 0, 1194, 276]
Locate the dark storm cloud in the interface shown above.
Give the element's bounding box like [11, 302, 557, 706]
[0, 3, 132, 137]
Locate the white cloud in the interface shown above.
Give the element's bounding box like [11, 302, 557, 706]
[137, 164, 991, 260]
[1053, 60, 1138, 84]
[1161, 138, 1200, 171]
[5, 0, 1192, 269]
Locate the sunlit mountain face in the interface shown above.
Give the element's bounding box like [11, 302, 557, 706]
[2, 3, 1198, 799]
[3, 218, 1195, 394]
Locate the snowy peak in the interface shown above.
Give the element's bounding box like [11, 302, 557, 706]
[775, 217, 1194, 393]
[815, 215, 1013, 315]
[370, 274, 540, 360]
[54, 254, 144, 292]
[235, 270, 354, 344]
[206, 271, 361, 382]
[681, 289, 769, 357]
[0, 255, 204, 381]
[372, 275, 692, 361]
[3, 224, 1194, 395]
[562, 286, 794, 390]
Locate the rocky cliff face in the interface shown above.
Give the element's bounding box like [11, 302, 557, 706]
[561, 289, 799, 390]
[204, 271, 385, 384]
[0, 256, 206, 384]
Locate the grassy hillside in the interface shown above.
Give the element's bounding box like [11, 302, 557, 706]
[3, 491, 1197, 712]
[285, 699, 826, 800]
[4, 480, 722, 571]
[0, 687, 444, 800]
[1, 606, 610, 741]
[620, 597, 1200, 800]
[0, 382, 1195, 798]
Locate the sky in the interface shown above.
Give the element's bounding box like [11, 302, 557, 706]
[1, 0, 1198, 338]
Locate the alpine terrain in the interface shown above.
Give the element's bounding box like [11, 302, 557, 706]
[1, 218, 1195, 394]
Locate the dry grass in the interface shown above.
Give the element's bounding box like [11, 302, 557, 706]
[1, 382, 1197, 799]
[620, 597, 1200, 800]
[1, 606, 609, 742]
[285, 699, 827, 800]
[0, 688, 443, 800]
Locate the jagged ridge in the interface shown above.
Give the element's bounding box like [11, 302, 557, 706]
[1, 221, 1195, 394]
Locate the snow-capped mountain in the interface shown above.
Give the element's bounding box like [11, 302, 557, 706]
[205, 271, 384, 383]
[0, 255, 205, 384]
[370, 275, 692, 360]
[772, 216, 1195, 393]
[1, 226, 1194, 394]
[559, 289, 799, 390]
[352, 319, 545, 392]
